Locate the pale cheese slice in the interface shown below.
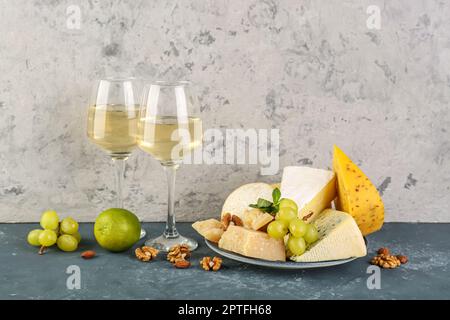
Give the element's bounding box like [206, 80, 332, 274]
[192, 219, 224, 243]
[219, 225, 286, 261]
[221, 183, 274, 219]
[290, 209, 367, 262]
[280, 166, 336, 221]
[242, 208, 274, 231]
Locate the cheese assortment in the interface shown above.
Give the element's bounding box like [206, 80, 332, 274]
[193, 145, 385, 265]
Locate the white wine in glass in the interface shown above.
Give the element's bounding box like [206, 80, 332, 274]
[138, 81, 202, 251]
[138, 115, 202, 162]
[87, 78, 146, 238]
[87, 104, 138, 156]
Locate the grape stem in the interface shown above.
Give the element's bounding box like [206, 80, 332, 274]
[38, 246, 47, 255]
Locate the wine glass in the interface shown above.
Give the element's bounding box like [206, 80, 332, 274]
[87, 77, 146, 238]
[137, 80, 202, 251]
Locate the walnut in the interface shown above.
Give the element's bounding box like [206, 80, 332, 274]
[135, 246, 159, 262]
[200, 256, 223, 271]
[174, 259, 191, 269]
[370, 254, 401, 269]
[231, 215, 244, 227]
[396, 255, 408, 264]
[167, 244, 191, 263]
[221, 213, 232, 230]
[377, 247, 390, 255]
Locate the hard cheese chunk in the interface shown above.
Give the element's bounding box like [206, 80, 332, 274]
[291, 209, 367, 262]
[221, 183, 274, 219]
[219, 225, 286, 261]
[333, 145, 384, 236]
[280, 166, 336, 221]
[192, 219, 224, 243]
[242, 208, 274, 231]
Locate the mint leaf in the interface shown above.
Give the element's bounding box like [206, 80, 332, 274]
[249, 190, 283, 216]
[256, 198, 273, 208]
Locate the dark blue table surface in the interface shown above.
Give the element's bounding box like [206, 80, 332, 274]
[0, 222, 448, 299]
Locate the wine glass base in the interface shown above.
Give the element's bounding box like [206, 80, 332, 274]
[145, 234, 198, 252]
[139, 228, 146, 239]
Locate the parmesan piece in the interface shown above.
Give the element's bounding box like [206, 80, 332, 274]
[192, 219, 224, 243]
[219, 225, 286, 261]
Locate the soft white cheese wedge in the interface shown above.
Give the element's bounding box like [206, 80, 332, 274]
[280, 166, 336, 221]
[290, 209, 367, 262]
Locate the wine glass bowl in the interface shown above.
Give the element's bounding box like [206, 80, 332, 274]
[138, 80, 202, 251]
[87, 78, 139, 159]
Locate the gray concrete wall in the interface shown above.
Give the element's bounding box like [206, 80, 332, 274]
[0, 0, 448, 222]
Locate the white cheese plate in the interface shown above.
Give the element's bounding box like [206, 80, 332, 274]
[205, 240, 363, 269]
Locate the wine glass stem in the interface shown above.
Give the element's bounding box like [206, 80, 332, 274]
[112, 157, 126, 208]
[163, 164, 179, 238]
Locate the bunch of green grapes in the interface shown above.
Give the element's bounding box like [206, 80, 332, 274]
[27, 211, 81, 253]
[266, 199, 319, 256]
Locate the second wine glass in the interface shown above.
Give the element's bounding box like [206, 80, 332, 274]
[137, 80, 202, 251]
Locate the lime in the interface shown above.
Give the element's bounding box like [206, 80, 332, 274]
[94, 208, 141, 252]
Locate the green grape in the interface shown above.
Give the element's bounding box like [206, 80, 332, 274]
[277, 207, 297, 224]
[72, 232, 81, 243]
[267, 220, 288, 239]
[40, 210, 59, 230]
[287, 235, 306, 256]
[279, 198, 298, 213]
[57, 235, 78, 252]
[27, 229, 43, 246]
[38, 229, 58, 246]
[60, 217, 79, 235]
[304, 224, 319, 244]
[289, 219, 308, 238]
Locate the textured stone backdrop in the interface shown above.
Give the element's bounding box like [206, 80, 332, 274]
[0, 0, 448, 222]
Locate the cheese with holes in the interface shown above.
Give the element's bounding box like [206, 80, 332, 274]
[333, 145, 384, 236]
[221, 183, 274, 219]
[280, 166, 336, 221]
[218, 225, 286, 261]
[290, 209, 367, 262]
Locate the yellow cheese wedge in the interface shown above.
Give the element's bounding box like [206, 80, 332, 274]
[332, 145, 384, 235]
[218, 225, 286, 261]
[290, 209, 367, 262]
[280, 166, 336, 221]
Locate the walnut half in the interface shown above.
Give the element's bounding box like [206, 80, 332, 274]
[135, 246, 159, 262]
[200, 256, 223, 271]
[370, 254, 401, 269]
[167, 244, 191, 263]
